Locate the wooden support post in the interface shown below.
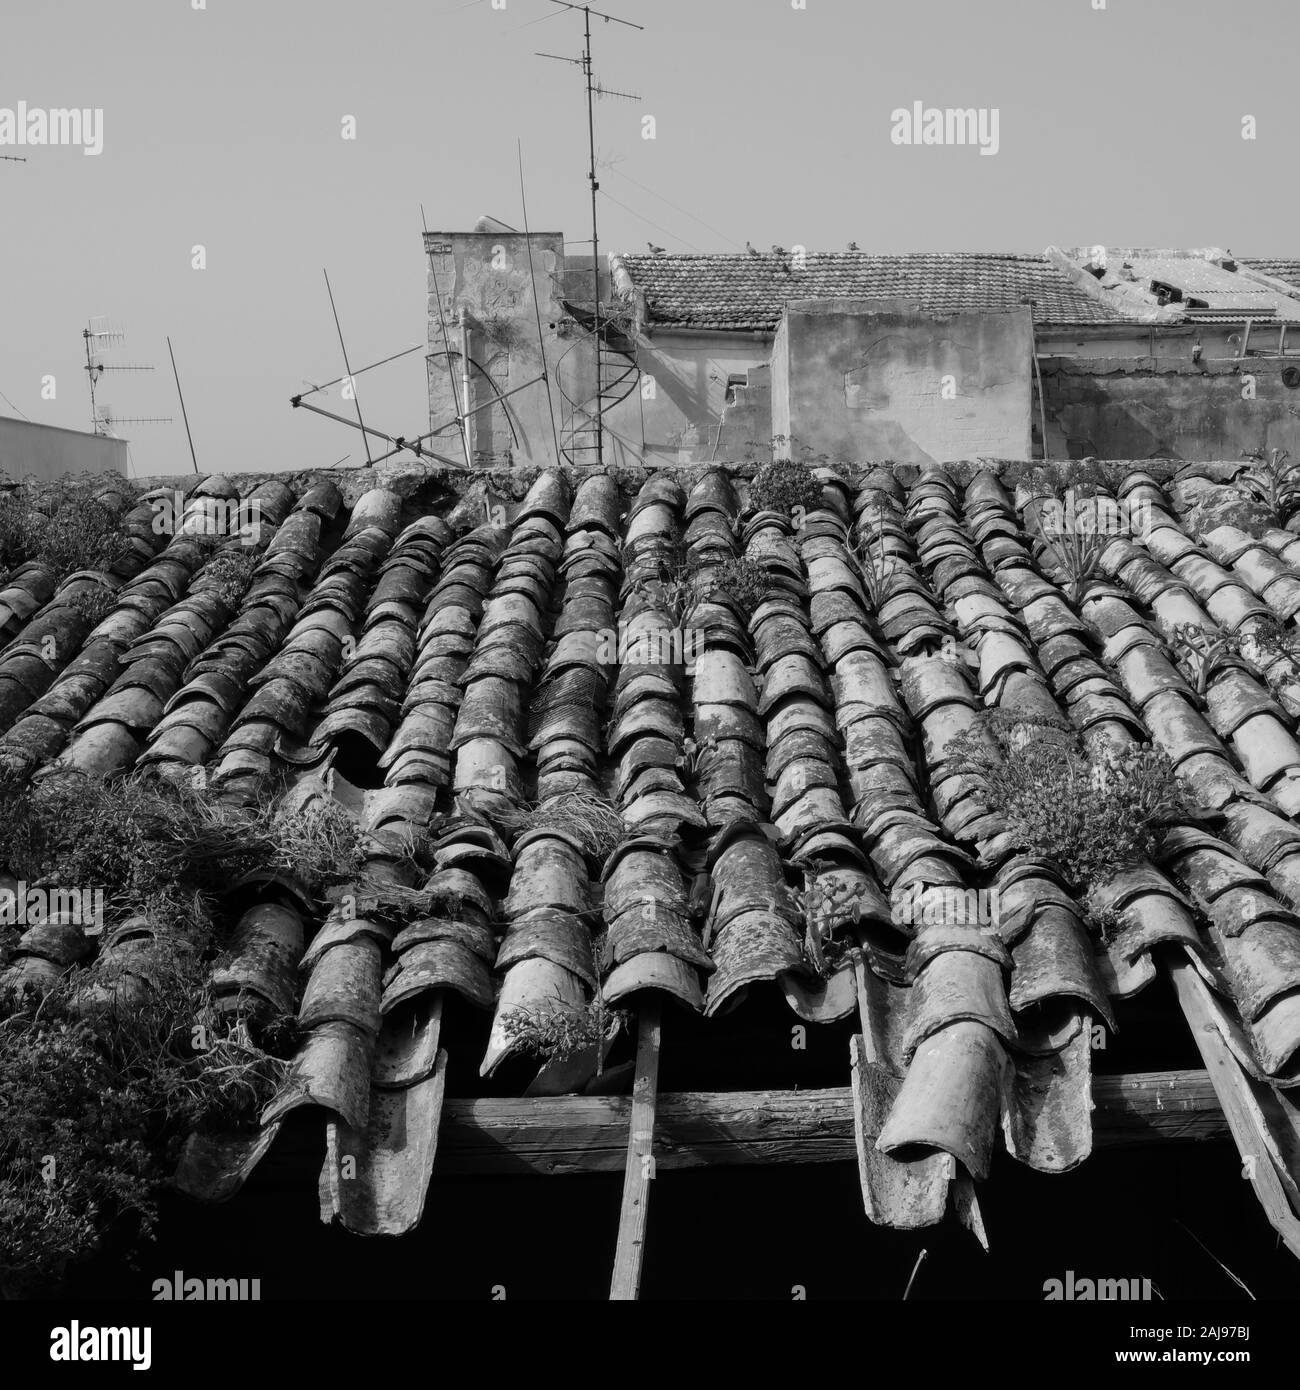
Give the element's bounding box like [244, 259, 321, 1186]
[1168, 960, 1300, 1260]
[609, 999, 661, 1300]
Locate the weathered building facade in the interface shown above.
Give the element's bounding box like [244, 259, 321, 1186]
[426, 230, 1300, 470]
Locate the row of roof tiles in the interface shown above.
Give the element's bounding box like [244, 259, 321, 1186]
[3, 459, 1300, 1246]
[612, 249, 1300, 332]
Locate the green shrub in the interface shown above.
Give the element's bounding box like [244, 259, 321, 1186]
[1167, 618, 1300, 700]
[1235, 448, 1300, 526]
[1038, 525, 1107, 606]
[749, 458, 822, 516]
[950, 713, 1191, 889]
[1241, 615, 1300, 666]
[499, 993, 628, 1074]
[65, 586, 117, 628]
[852, 502, 901, 611]
[0, 477, 132, 583]
[0, 770, 366, 922]
[0, 941, 291, 1293]
[0, 770, 367, 1291]
[705, 556, 774, 611]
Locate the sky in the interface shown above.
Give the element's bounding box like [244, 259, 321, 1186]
[1, 0, 1297, 477]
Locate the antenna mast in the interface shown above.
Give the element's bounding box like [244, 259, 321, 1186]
[538, 1, 642, 469]
[82, 319, 171, 437]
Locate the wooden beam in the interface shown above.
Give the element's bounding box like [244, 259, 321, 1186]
[421, 1070, 1229, 1178]
[609, 1001, 661, 1301]
[1168, 961, 1300, 1260]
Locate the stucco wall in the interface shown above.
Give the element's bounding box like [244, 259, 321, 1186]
[773, 300, 1034, 465]
[1040, 357, 1300, 462]
[425, 230, 568, 467]
[604, 337, 774, 466]
[0, 416, 128, 481]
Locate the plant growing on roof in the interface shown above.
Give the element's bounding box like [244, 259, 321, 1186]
[1164, 622, 1250, 699]
[632, 557, 694, 625]
[0, 938, 293, 1294]
[1026, 459, 1114, 499]
[1038, 520, 1107, 607]
[499, 990, 629, 1077]
[1240, 615, 1300, 667]
[748, 458, 822, 518]
[948, 712, 1192, 894]
[704, 556, 774, 612]
[1165, 617, 1300, 705]
[1234, 447, 1300, 525]
[0, 475, 134, 584]
[0, 771, 367, 941]
[65, 585, 117, 628]
[678, 734, 721, 793]
[851, 503, 900, 613]
[791, 870, 862, 978]
[498, 791, 625, 861]
[200, 548, 261, 612]
[1087, 902, 1135, 945]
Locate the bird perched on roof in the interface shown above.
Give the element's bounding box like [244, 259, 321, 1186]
[771, 245, 786, 256]
[647, 242, 666, 255]
[847, 241, 860, 251]
[745, 241, 760, 256]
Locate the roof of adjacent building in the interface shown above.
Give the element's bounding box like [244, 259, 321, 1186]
[1246, 259, 1300, 293]
[615, 249, 1300, 334]
[616, 251, 1128, 332]
[4, 458, 1300, 1253]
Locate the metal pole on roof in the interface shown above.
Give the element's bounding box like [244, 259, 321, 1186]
[422, 205, 475, 472]
[166, 337, 200, 474]
[538, 2, 642, 468]
[583, 6, 603, 470]
[518, 142, 564, 469]
[323, 269, 373, 466]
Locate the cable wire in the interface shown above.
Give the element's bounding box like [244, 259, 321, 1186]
[602, 162, 743, 250]
[0, 388, 31, 421]
[598, 188, 703, 253]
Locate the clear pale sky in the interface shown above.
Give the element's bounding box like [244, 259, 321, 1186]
[1, 0, 1296, 477]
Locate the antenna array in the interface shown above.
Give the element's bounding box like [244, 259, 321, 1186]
[82, 320, 171, 436]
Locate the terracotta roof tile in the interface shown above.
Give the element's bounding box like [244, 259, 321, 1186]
[617, 251, 1136, 331]
[1246, 258, 1300, 292]
[8, 459, 1300, 1256]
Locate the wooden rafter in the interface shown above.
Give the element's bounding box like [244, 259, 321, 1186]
[340, 1069, 1231, 1179]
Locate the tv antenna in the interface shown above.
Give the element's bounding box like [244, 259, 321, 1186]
[537, 1, 642, 469]
[82, 319, 171, 436]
